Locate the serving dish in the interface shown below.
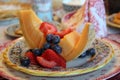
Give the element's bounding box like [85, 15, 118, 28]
[1, 37, 114, 80]
[107, 14, 120, 28]
[4, 24, 22, 38]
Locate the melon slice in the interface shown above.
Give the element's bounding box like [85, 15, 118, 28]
[18, 9, 45, 48]
[59, 31, 80, 57]
[63, 23, 95, 61]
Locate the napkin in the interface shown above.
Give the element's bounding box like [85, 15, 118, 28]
[88, 0, 107, 38]
[63, 0, 107, 38]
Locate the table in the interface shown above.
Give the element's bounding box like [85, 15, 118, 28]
[0, 16, 120, 80]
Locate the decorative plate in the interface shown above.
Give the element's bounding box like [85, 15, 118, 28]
[2, 37, 114, 78]
[4, 24, 22, 38]
[107, 14, 120, 28]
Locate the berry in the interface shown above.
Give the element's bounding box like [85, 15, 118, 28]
[25, 51, 37, 65]
[32, 48, 43, 56]
[20, 57, 30, 67]
[78, 48, 96, 58]
[51, 44, 62, 54]
[52, 35, 60, 44]
[55, 28, 73, 38]
[78, 51, 87, 58]
[37, 56, 57, 68]
[88, 48, 96, 57]
[39, 22, 57, 36]
[43, 42, 51, 50]
[41, 49, 66, 68]
[46, 34, 54, 43]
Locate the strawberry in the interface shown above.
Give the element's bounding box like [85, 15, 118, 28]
[41, 49, 66, 68]
[55, 28, 73, 38]
[39, 22, 57, 36]
[37, 57, 57, 68]
[25, 51, 37, 65]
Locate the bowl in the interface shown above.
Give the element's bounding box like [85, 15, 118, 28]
[62, 0, 85, 12]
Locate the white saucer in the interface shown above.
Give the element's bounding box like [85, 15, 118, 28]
[4, 24, 22, 38]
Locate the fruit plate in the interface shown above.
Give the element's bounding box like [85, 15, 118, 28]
[107, 14, 120, 28]
[0, 37, 115, 80]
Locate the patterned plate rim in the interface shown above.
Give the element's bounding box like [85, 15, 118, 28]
[2, 37, 114, 77]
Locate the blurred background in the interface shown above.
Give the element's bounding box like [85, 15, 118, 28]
[0, 0, 120, 15]
[104, 0, 120, 15]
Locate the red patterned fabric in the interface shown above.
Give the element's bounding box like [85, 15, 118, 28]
[88, 0, 107, 38]
[77, 0, 107, 38]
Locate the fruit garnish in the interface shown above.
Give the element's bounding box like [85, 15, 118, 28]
[25, 51, 37, 65]
[20, 57, 30, 67]
[78, 51, 87, 58]
[32, 48, 43, 56]
[37, 56, 57, 68]
[45, 34, 62, 54]
[87, 48, 96, 57]
[46, 34, 54, 43]
[52, 35, 60, 44]
[55, 28, 73, 38]
[39, 22, 57, 36]
[51, 44, 62, 54]
[78, 48, 96, 58]
[41, 49, 66, 68]
[43, 42, 51, 50]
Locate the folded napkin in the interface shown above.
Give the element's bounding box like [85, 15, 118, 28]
[63, 0, 107, 38]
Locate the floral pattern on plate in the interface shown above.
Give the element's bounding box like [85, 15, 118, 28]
[0, 37, 115, 80]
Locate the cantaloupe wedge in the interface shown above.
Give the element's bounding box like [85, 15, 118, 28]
[63, 23, 95, 61]
[18, 9, 95, 62]
[18, 9, 45, 48]
[59, 31, 80, 57]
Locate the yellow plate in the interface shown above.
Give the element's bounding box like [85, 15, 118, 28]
[2, 37, 114, 77]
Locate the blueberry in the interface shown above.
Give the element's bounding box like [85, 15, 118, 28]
[51, 44, 62, 54]
[88, 48, 96, 57]
[32, 48, 43, 56]
[46, 34, 54, 43]
[52, 35, 60, 44]
[78, 51, 87, 58]
[20, 57, 30, 67]
[43, 43, 51, 50]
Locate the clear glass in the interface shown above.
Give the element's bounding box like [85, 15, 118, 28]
[32, 0, 53, 22]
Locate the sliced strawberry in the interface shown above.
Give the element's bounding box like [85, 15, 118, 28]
[37, 56, 57, 68]
[41, 49, 66, 68]
[39, 22, 57, 36]
[55, 28, 73, 38]
[25, 51, 37, 65]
